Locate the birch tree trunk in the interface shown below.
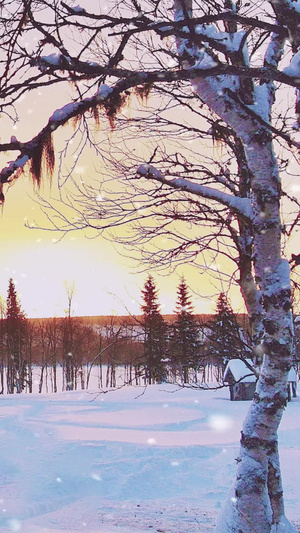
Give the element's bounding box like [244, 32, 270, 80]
[173, 1, 296, 531]
[214, 149, 294, 531]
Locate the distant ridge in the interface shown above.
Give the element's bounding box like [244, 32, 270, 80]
[29, 313, 249, 327]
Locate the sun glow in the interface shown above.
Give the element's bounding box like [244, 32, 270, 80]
[0, 170, 243, 318]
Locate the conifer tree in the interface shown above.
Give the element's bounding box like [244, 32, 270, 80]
[170, 277, 200, 383]
[141, 275, 167, 384]
[5, 278, 27, 393]
[207, 292, 245, 372]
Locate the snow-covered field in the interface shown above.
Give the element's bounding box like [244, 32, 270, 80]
[0, 384, 299, 532]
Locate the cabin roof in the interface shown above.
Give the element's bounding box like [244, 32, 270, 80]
[224, 359, 297, 384]
[223, 359, 256, 383]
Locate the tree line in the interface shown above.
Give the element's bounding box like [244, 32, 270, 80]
[0, 276, 255, 394]
[140, 274, 251, 384]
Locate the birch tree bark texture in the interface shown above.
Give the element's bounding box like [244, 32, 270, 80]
[173, 1, 295, 531]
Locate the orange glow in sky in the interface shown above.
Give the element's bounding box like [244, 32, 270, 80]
[1, 169, 242, 318]
[0, 39, 244, 319]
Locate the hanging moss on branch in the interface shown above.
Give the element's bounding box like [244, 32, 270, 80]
[92, 105, 101, 131]
[103, 91, 129, 129]
[134, 82, 154, 103]
[29, 133, 55, 185]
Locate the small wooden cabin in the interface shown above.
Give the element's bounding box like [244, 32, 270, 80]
[223, 359, 257, 401]
[224, 359, 298, 401]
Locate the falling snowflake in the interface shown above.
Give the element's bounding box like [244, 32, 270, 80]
[8, 519, 21, 532]
[90, 473, 102, 481]
[208, 414, 234, 431]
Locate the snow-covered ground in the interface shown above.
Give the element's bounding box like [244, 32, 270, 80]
[0, 384, 299, 532]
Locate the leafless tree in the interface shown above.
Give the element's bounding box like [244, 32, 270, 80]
[1, 1, 300, 531]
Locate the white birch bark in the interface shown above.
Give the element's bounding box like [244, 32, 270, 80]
[173, 1, 296, 531]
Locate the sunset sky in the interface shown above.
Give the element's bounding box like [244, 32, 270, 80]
[2, 148, 249, 318]
[0, 95, 231, 320]
[0, 3, 245, 319]
[1, 171, 236, 318]
[1, 3, 298, 319]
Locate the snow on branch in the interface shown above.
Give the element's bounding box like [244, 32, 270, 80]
[34, 50, 300, 93]
[283, 50, 300, 78]
[0, 155, 30, 185]
[161, 13, 288, 39]
[0, 83, 123, 185]
[4, 60, 299, 188]
[137, 164, 253, 220]
[65, 4, 86, 15]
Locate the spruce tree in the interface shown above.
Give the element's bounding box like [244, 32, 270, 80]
[141, 275, 167, 384]
[207, 292, 245, 372]
[170, 277, 200, 383]
[5, 278, 27, 393]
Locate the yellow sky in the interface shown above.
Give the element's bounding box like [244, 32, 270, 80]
[0, 35, 244, 319]
[2, 2, 299, 319]
[1, 174, 236, 317]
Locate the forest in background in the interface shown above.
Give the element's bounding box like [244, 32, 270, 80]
[1, 275, 299, 396]
[0, 276, 254, 394]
